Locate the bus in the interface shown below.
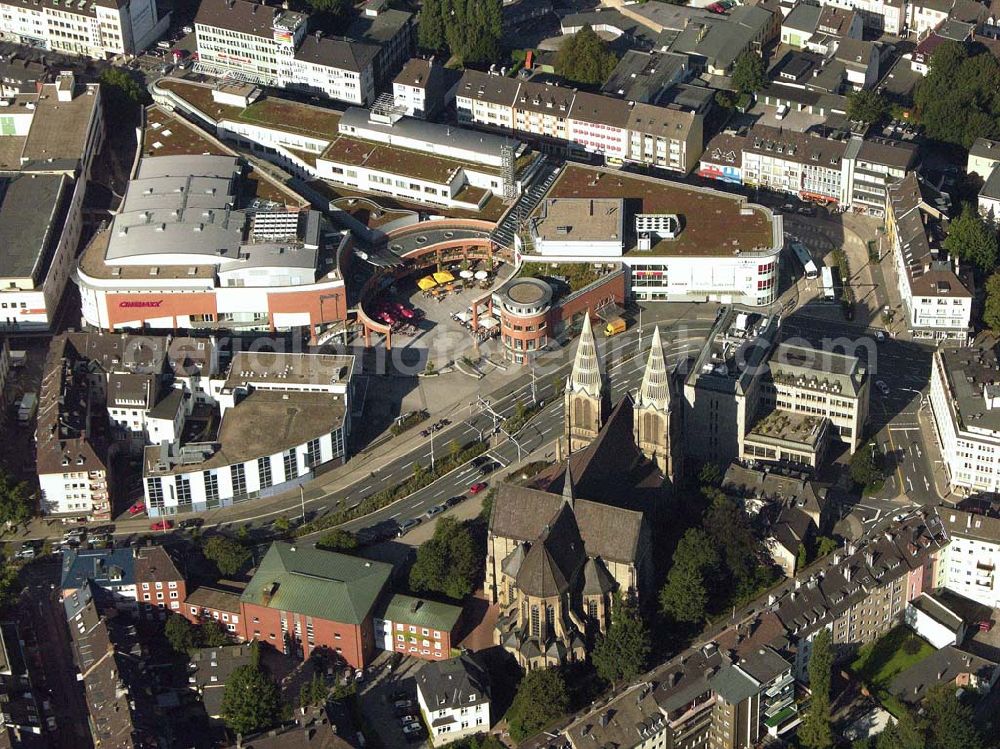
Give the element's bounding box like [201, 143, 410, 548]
[821, 266, 836, 301]
[789, 241, 819, 280]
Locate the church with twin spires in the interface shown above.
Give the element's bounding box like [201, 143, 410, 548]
[487, 314, 680, 669]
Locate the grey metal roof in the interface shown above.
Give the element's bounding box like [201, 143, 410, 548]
[981, 164, 1000, 200]
[338, 107, 519, 161]
[783, 2, 823, 33]
[0, 173, 68, 281]
[709, 663, 760, 703]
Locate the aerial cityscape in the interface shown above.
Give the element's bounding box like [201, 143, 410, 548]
[0, 0, 999, 747]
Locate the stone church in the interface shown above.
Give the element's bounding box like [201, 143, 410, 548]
[487, 315, 680, 669]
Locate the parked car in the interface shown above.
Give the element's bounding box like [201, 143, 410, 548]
[875, 330, 886, 341]
[178, 518, 203, 530]
[444, 495, 465, 508]
[393, 699, 414, 713]
[15, 544, 36, 560]
[424, 504, 445, 519]
[150, 519, 173, 531]
[128, 500, 145, 516]
[402, 723, 425, 741]
[398, 715, 419, 726]
[875, 380, 890, 396]
[797, 205, 816, 216]
[396, 517, 421, 536]
[390, 687, 410, 702]
[182, 24, 193, 33]
[468, 482, 488, 495]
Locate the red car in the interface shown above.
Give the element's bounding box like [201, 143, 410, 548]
[468, 482, 488, 495]
[128, 500, 145, 516]
[150, 519, 173, 531]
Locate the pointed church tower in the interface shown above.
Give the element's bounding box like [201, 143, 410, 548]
[564, 312, 610, 454]
[634, 326, 678, 482]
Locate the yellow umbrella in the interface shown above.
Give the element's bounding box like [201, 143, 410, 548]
[433, 270, 455, 284]
[417, 276, 437, 290]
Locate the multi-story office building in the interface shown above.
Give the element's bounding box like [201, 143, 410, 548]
[929, 345, 1000, 495]
[454, 70, 704, 173]
[741, 125, 848, 204]
[885, 172, 972, 341]
[519, 166, 783, 306]
[934, 509, 1000, 608]
[0, 73, 103, 332]
[0, 0, 163, 58]
[842, 137, 918, 217]
[194, 0, 413, 105]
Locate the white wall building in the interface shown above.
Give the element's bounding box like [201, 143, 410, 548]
[814, 0, 904, 34]
[935, 510, 1000, 609]
[930, 346, 1000, 498]
[967, 138, 1000, 179]
[903, 593, 965, 648]
[415, 656, 491, 745]
[886, 173, 972, 341]
[0, 0, 163, 58]
[0, 74, 104, 332]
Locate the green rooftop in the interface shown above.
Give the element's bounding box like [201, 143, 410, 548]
[241, 542, 392, 625]
[378, 594, 462, 633]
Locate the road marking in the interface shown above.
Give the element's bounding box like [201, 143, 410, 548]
[888, 426, 920, 432]
[390, 512, 401, 519]
[360, 485, 373, 493]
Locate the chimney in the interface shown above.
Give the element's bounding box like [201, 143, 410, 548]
[261, 581, 279, 606]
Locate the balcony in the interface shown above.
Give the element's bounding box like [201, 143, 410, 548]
[764, 693, 794, 717]
[765, 673, 794, 697]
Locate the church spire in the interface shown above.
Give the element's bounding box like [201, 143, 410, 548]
[637, 326, 671, 413]
[562, 461, 575, 508]
[566, 312, 606, 398]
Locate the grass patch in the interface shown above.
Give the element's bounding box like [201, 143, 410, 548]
[850, 626, 934, 713]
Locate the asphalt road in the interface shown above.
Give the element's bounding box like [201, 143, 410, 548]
[320, 317, 717, 542]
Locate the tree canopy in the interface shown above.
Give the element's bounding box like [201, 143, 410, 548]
[220, 663, 282, 737]
[99, 68, 149, 122]
[942, 203, 999, 274]
[431, 0, 503, 66]
[984, 272, 1000, 332]
[591, 594, 651, 684]
[316, 528, 359, 553]
[506, 667, 570, 742]
[0, 470, 31, 529]
[731, 52, 765, 95]
[850, 443, 884, 492]
[659, 528, 718, 624]
[847, 89, 889, 124]
[925, 685, 983, 749]
[799, 628, 834, 749]
[165, 615, 198, 654]
[409, 517, 480, 600]
[418, 0, 448, 54]
[202, 536, 251, 577]
[555, 25, 618, 86]
[914, 41, 1000, 148]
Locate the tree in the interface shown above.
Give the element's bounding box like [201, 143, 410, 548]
[731, 52, 765, 95]
[201, 619, 230, 647]
[847, 89, 889, 124]
[0, 565, 19, 610]
[165, 615, 197, 654]
[702, 490, 762, 595]
[815, 536, 839, 558]
[659, 528, 718, 623]
[99, 68, 149, 123]
[418, 0, 448, 54]
[555, 25, 618, 86]
[0, 470, 31, 529]
[302, 0, 351, 18]
[591, 594, 651, 684]
[298, 673, 329, 708]
[272, 515, 291, 536]
[446, 0, 503, 66]
[316, 528, 359, 553]
[409, 517, 479, 600]
[799, 629, 834, 749]
[876, 711, 926, 749]
[202, 536, 251, 577]
[850, 443, 884, 491]
[698, 463, 723, 487]
[220, 663, 282, 737]
[914, 42, 1000, 148]
[797, 543, 809, 571]
[506, 667, 569, 742]
[943, 203, 999, 274]
[925, 685, 982, 749]
[984, 272, 1000, 332]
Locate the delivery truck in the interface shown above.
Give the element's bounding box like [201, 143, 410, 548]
[604, 317, 626, 336]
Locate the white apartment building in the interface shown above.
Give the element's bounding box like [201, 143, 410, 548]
[814, 0, 904, 33]
[0, 0, 163, 58]
[935, 510, 1000, 608]
[967, 138, 1000, 179]
[0, 73, 103, 332]
[416, 656, 491, 745]
[194, 0, 412, 105]
[741, 125, 848, 204]
[392, 58, 452, 120]
[454, 70, 704, 174]
[144, 352, 353, 516]
[520, 168, 784, 307]
[886, 173, 972, 341]
[930, 346, 1000, 497]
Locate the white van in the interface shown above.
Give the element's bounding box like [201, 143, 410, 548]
[775, 104, 789, 120]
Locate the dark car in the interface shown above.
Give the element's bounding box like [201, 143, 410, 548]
[396, 518, 421, 536]
[444, 495, 465, 508]
[797, 205, 816, 216]
[178, 518, 204, 530]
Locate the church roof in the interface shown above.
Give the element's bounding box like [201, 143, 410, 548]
[490, 484, 645, 565]
[582, 557, 617, 596]
[501, 543, 527, 578]
[567, 313, 606, 398]
[636, 326, 672, 413]
[515, 503, 585, 598]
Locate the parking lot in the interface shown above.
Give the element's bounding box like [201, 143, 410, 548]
[358, 651, 429, 747]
